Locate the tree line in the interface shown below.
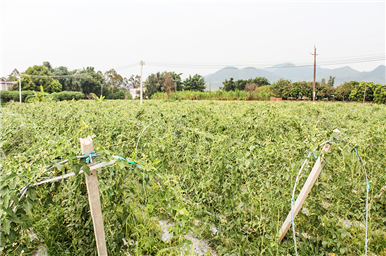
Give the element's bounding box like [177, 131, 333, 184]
[2, 62, 207, 100]
[219, 76, 386, 104]
[2, 62, 385, 103]
[2, 62, 141, 99]
[144, 72, 205, 99]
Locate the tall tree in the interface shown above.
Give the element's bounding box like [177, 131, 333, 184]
[12, 65, 62, 93]
[104, 69, 129, 94]
[222, 78, 236, 91]
[144, 73, 161, 98]
[128, 75, 141, 90]
[328, 76, 336, 86]
[335, 82, 354, 101]
[52, 66, 79, 91]
[164, 73, 172, 99]
[183, 74, 206, 91]
[72, 67, 105, 96]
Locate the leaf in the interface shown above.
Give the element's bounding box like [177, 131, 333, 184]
[55, 163, 64, 171]
[2, 218, 11, 234]
[83, 165, 90, 176]
[25, 201, 32, 214]
[73, 164, 81, 174]
[27, 188, 37, 200]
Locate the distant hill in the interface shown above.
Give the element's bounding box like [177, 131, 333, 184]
[204, 64, 385, 91]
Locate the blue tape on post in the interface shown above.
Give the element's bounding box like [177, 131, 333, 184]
[311, 153, 318, 159]
[291, 197, 295, 205]
[83, 151, 97, 164]
[367, 181, 372, 190]
[354, 148, 358, 156]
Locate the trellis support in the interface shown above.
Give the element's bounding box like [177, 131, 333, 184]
[80, 136, 108, 256]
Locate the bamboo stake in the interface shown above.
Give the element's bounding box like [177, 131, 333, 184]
[80, 136, 108, 256]
[279, 143, 331, 242]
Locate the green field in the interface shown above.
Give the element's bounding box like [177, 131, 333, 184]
[1, 100, 385, 256]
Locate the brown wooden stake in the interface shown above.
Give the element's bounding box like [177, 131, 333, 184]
[80, 136, 108, 256]
[279, 143, 331, 242]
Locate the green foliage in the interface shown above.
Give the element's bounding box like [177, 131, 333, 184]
[144, 72, 183, 99]
[50, 91, 85, 101]
[250, 85, 274, 100]
[73, 67, 105, 96]
[152, 90, 250, 100]
[104, 69, 129, 94]
[349, 82, 376, 102]
[270, 78, 292, 97]
[222, 78, 236, 91]
[328, 76, 336, 86]
[106, 90, 125, 100]
[90, 93, 105, 101]
[223, 77, 271, 91]
[335, 82, 354, 101]
[183, 74, 206, 92]
[0, 91, 35, 103]
[11, 65, 62, 93]
[373, 84, 386, 104]
[26, 86, 53, 103]
[1, 101, 385, 255]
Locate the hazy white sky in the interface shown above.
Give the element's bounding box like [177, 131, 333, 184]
[1, 1, 385, 80]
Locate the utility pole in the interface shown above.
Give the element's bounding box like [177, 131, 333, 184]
[19, 77, 21, 103]
[140, 61, 144, 105]
[12, 69, 21, 103]
[310, 47, 318, 103]
[363, 83, 367, 103]
[209, 83, 211, 100]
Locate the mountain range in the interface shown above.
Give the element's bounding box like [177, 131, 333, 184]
[204, 63, 386, 91]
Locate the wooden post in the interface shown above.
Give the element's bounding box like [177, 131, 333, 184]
[279, 143, 331, 242]
[80, 136, 108, 256]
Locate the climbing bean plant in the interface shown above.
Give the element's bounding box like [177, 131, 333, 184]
[1, 100, 385, 255]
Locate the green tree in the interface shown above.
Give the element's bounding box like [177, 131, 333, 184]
[335, 82, 354, 101]
[12, 65, 62, 93]
[222, 78, 236, 91]
[373, 84, 386, 104]
[235, 79, 248, 91]
[183, 74, 206, 92]
[144, 71, 183, 98]
[248, 77, 270, 86]
[104, 69, 129, 94]
[144, 73, 161, 98]
[73, 67, 104, 96]
[328, 76, 336, 86]
[52, 66, 79, 91]
[43, 61, 54, 73]
[168, 72, 183, 91]
[349, 81, 376, 102]
[128, 75, 141, 90]
[270, 78, 291, 97]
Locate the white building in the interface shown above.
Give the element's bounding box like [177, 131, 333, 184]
[129, 86, 145, 99]
[0, 79, 16, 90]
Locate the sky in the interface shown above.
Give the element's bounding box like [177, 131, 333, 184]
[1, 0, 385, 80]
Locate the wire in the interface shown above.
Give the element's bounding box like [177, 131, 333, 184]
[22, 73, 92, 78]
[146, 55, 385, 69]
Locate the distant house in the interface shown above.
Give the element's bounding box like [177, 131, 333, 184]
[129, 86, 146, 99]
[0, 79, 16, 91]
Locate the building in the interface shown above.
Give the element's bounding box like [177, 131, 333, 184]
[0, 79, 16, 91]
[129, 86, 146, 99]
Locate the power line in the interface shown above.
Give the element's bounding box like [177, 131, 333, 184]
[145, 54, 385, 69]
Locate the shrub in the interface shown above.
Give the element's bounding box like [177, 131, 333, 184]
[106, 90, 125, 100]
[0, 90, 35, 103]
[50, 91, 85, 101]
[373, 84, 386, 104]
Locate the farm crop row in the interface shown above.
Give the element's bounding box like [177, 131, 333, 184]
[1, 100, 385, 255]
